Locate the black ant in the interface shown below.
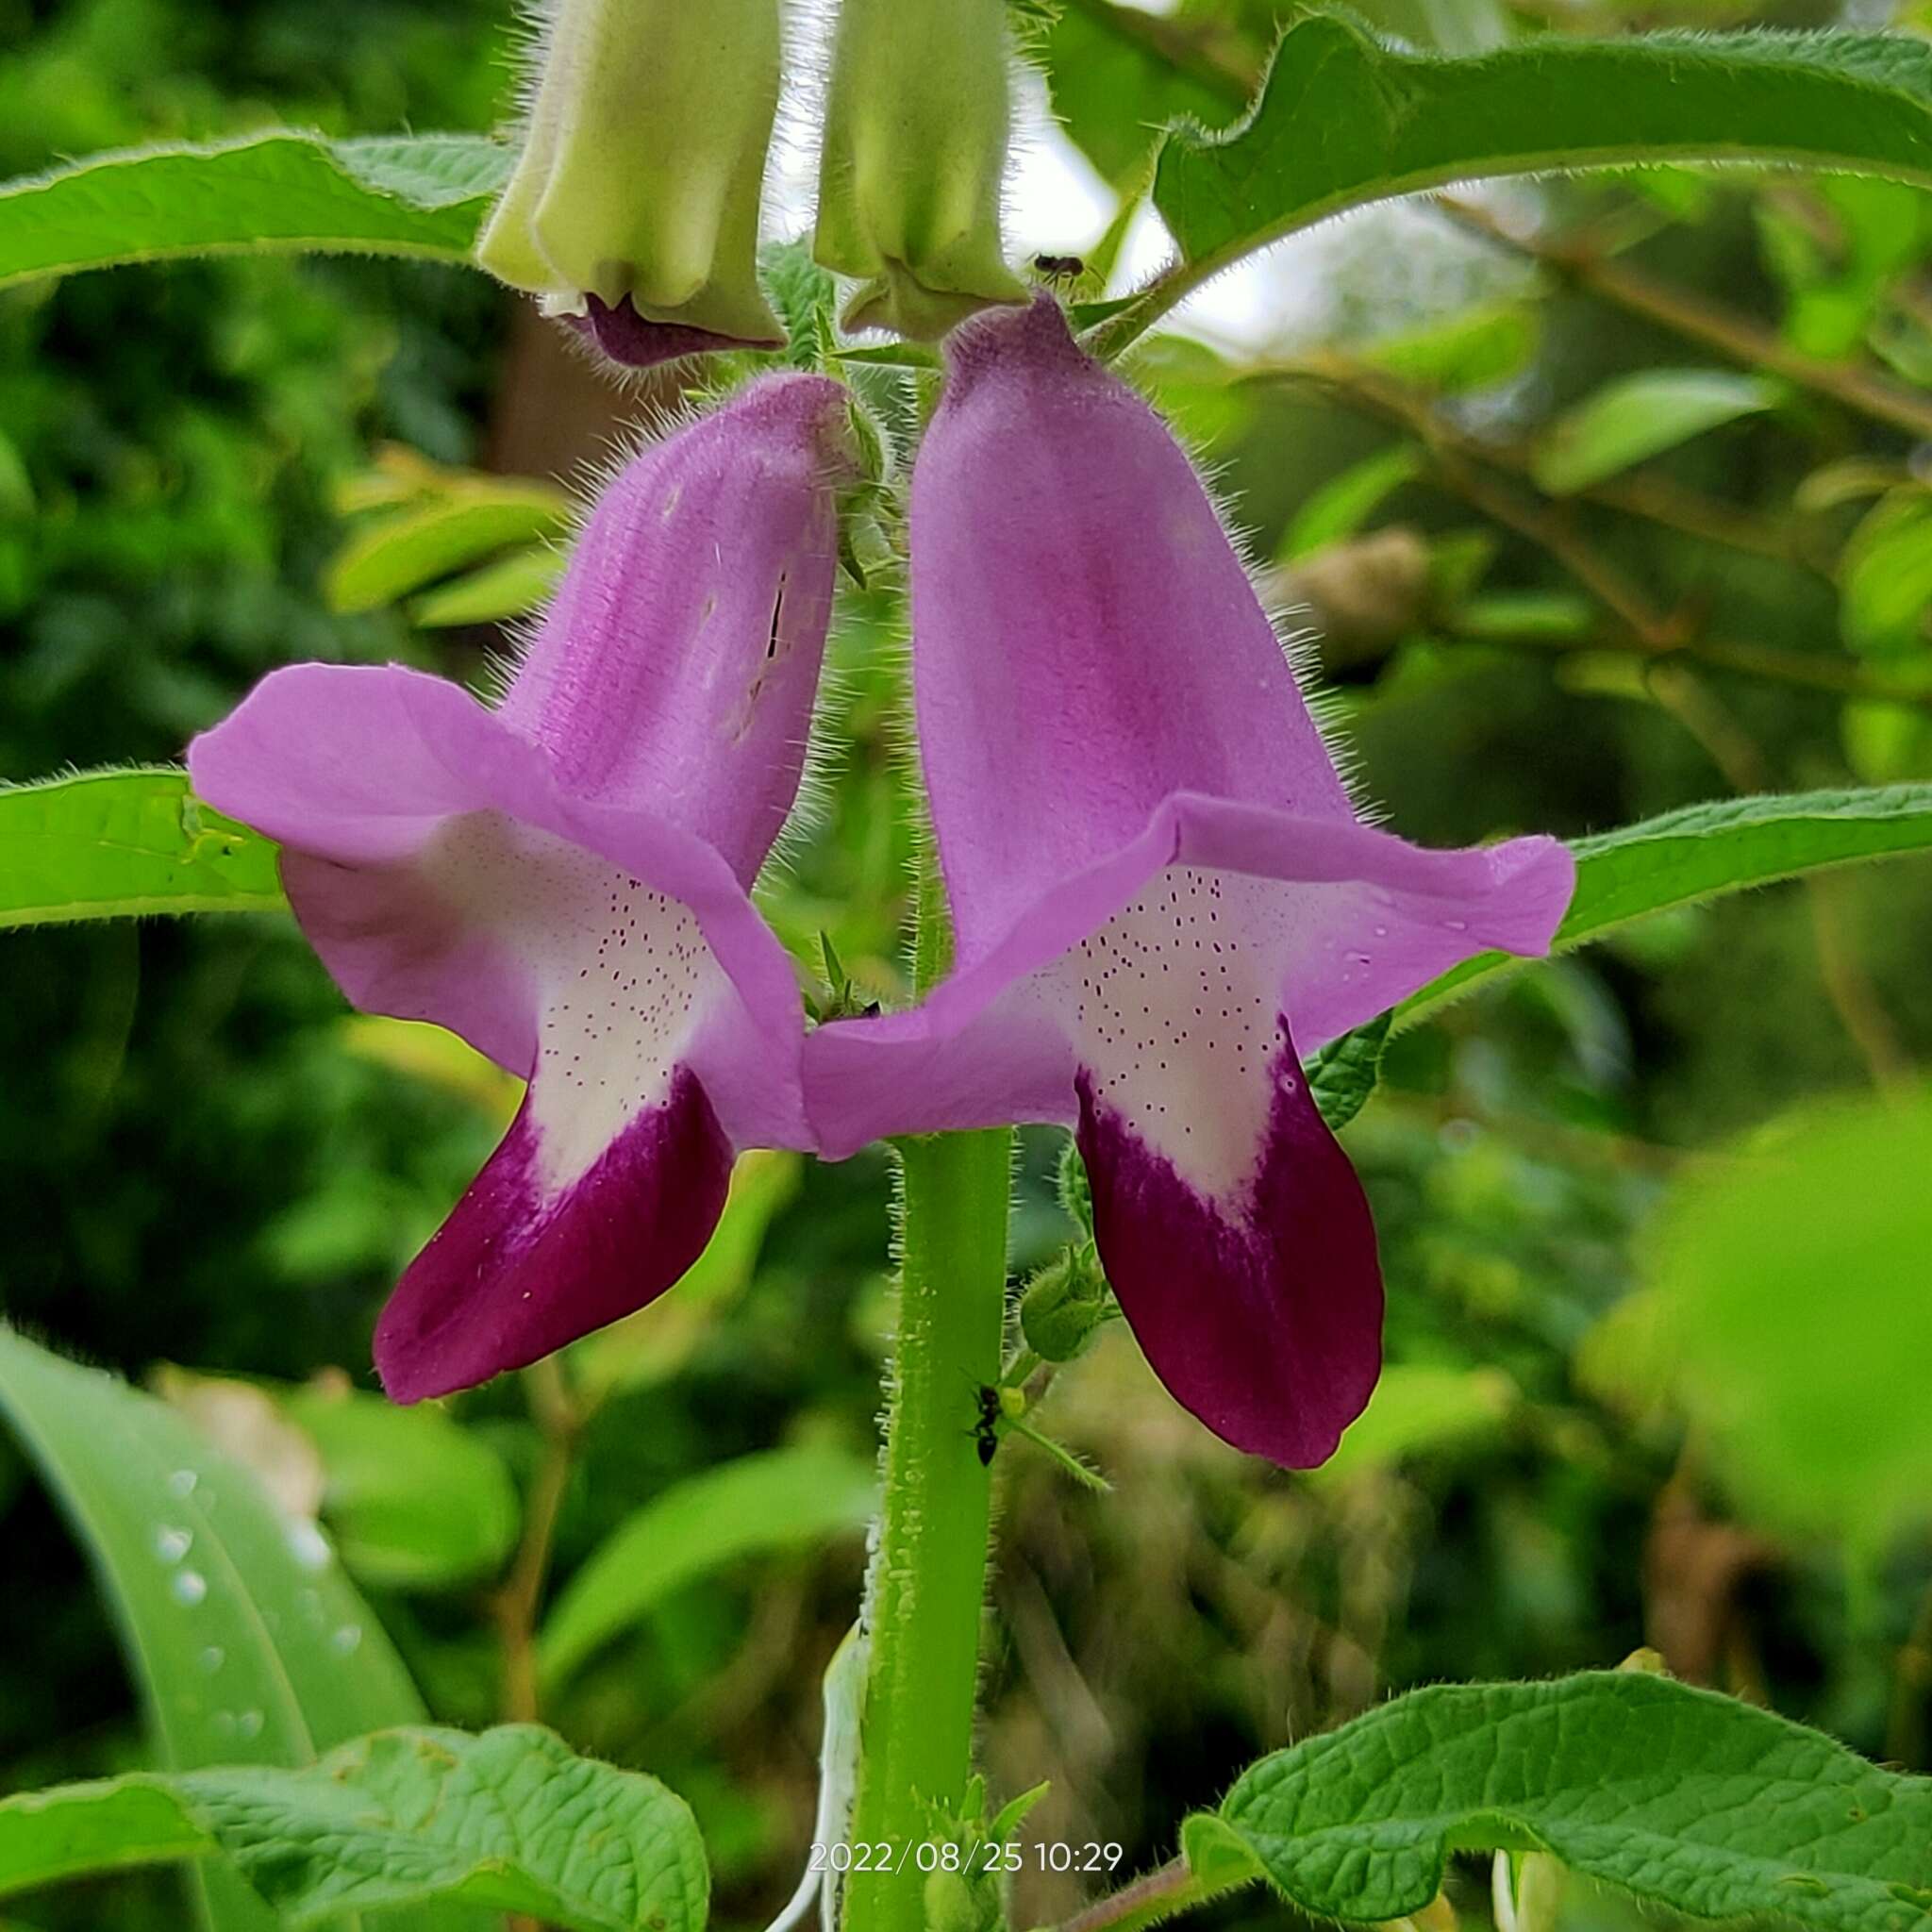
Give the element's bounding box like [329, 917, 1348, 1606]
[966, 1377, 1110, 1493]
[1031, 253, 1085, 282]
[972, 1382, 1003, 1467]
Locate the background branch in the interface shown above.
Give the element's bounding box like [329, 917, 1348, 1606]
[1437, 194, 1932, 443]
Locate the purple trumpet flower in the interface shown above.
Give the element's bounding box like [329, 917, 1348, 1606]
[191, 375, 854, 1402]
[805, 299, 1575, 1468]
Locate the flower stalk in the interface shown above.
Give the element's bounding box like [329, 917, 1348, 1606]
[843, 860, 1011, 1932]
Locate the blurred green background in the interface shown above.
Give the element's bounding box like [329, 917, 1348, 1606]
[3, 0, 1931, 1927]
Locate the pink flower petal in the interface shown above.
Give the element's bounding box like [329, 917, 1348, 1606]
[190, 375, 853, 1395]
[804, 301, 1574, 1464]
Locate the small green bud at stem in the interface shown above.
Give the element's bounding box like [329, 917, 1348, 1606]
[923, 1867, 986, 1932]
[813, 0, 1029, 339]
[1019, 1244, 1114, 1363]
[477, 0, 784, 352]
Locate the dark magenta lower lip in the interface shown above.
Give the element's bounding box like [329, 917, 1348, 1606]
[1074, 1018, 1383, 1472]
[375, 1064, 732, 1404]
[568, 293, 781, 371]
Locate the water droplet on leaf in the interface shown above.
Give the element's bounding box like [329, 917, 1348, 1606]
[284, 1521, 332, 1572]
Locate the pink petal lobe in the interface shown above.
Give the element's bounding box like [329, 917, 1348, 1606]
[805, 801, 1574, 1158]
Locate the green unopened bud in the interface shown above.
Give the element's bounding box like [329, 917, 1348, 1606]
[924, 1867, 987, 1932]
[476, 0, 784, 359]
[813, 0, 1029, 339]
[1019, 1244, 1114, 1363]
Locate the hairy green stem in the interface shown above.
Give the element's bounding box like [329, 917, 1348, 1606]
[844, 841, 1012, 1932]
[1049, 1854, 1255, 1932]
[843, 1129, 1010, 1931]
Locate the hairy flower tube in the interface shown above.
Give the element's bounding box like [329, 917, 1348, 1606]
[191, 376, 855, 1401]
[475, 0, 785, 367]
[806, 300, 1576, 1468]
[813, 0, 1029, 339]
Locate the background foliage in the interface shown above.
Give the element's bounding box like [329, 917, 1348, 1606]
[4, 0, 1932, 1928]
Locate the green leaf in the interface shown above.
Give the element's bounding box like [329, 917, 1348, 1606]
[411, 544, 567, 628]
[1796, 458, 1908, 514]
[1281, 447, 1424, 561]
[827, 342, 942, 371]
[1757, 175, 1931, 359]
[1305, 1011, 1391, 1132]
[278, 1387, 520, 1593]
[1585, 1089, 1932, 1557]
[192, 1727, 707, 1930]
[0, 133, 508, 288]
[1315, 1364, 1516, 1484]
[1842, 699, 1932, 786]
[1361, 302, 1541, 396]
[1451, 591, 1598, 641]
[570, 1151, 803, 1401]
[1840, 494, 1932, 658]
[1181, 1812, 1267, 1892]
[326, 490, 570, 615]
[539, 1446, 877, 1688]
[1399, 785, 1932, 1026]
[1124, 336, 1251, 449]
[0, 1726, 709, 1932]
[0, 1778, 214, 1897]
[1219, 1671, 1932, 1932]
[1039, 6, 1243, 189]
[0, 769, 284, 930]
[1118, 19, 1932, 352]
[759, 235, 842, 374]
[1532, 370, 1782, 495]
[0, 1327, 425, 1929]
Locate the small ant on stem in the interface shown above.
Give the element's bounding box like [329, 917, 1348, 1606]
[972, 1382, 1003, 1467]
[964, 1376, 1110, 1491]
